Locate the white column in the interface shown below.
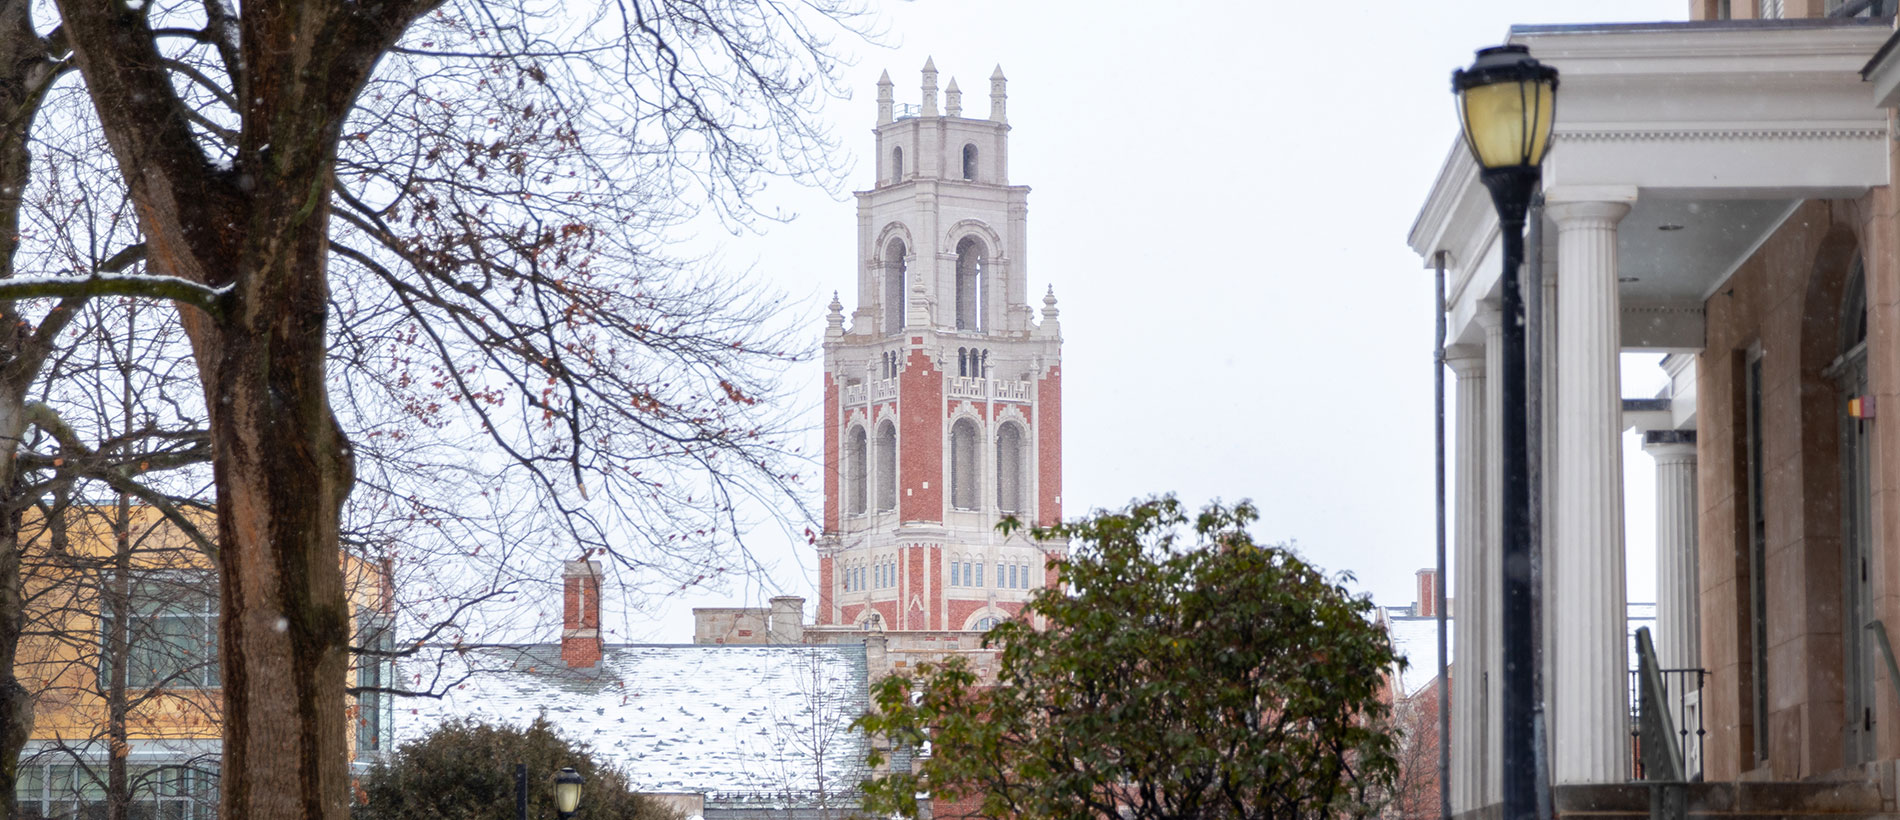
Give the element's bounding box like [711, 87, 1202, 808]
[1539, 232, 1562, 758]
[1446, 346, 1488, 813]
[1645, 432, 1700, 671]
[1547, 199, 1631, 784]
[1477, 306, 1506, 807]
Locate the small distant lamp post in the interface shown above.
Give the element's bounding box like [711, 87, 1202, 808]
[1452, 43, 1558, 820]
[554, 767, 585, 819]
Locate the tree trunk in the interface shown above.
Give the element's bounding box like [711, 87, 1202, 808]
[48, 2, 425, 816]
[206, 193, 356, 820]
[0, 1, 63, 814]
[0, 509, 29, 820]
[107, 496, 130, 820]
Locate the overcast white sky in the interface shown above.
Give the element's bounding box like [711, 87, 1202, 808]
[622, 0, 1692, 642]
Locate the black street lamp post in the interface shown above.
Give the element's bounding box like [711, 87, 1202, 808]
[516, 763, 530, 820]
[1452, 44, 1558, 820]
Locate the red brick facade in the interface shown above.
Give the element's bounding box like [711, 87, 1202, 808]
[1037, 364, 1062, 526]
[900, 343, 944, 522]
[561, 560, 602, 668]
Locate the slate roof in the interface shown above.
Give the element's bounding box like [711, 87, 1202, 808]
[394, 643, 870, 800]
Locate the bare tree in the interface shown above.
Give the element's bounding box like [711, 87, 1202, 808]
[8, 1, 869, 817]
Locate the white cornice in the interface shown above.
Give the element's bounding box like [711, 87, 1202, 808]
[1557, 126, 1884, 143]
[1408, 141, 1476, 261]
[1509, 21, 1892, 74]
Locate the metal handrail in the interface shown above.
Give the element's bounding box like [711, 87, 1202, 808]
[1866, 620, 1900, 708]
[1635, 628, 1685, 782]
[1626, 641, 1706, 783]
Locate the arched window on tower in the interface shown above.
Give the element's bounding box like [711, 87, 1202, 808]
[876, 421, 897, 512]
[884, 240, 908, 335]
[950, 418, 979, 510]
[892, 147, 904, 183]
[846, 425, 868, 516]
[955, 237, 984, 332]
[962, 144, 978, 181]
[997, 422, 1024, 513]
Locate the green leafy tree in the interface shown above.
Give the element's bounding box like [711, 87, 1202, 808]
[354, 716, 677, 820]
[857, 498, 1401, 820]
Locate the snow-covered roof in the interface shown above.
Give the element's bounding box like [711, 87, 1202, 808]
[1386, 616, 1447, 698]
[394, 643, 869, 799]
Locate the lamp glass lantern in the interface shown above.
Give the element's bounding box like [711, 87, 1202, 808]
[554, 767, 584, 816]
[1453, 45, 1558, 177]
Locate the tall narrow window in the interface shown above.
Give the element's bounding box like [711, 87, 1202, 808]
[997, 422, 1023, 513]
[884, 240, 908, 335]
[876, 421, 897, 512]
[1744, 352, 1769, 762]
[962, 144, 978, 181]
[846, 425, 868, 515]
[1840, 260, 1876, 764]
[892, 147, 904, 183]
[356, 612, 394, 757]
[955, 237, 984, 332]
[951, 418, 979, 510]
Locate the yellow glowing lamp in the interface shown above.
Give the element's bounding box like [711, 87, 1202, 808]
[1453, 45, 1559, 172]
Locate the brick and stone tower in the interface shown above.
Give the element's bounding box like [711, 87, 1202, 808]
[816, 60, 1064, 632]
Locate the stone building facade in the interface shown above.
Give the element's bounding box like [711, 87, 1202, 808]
[1411, 3, 1900, 815]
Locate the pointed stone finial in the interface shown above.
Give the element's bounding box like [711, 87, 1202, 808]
[877, 70, 894, 125]
[944, 78, 962, 118]
[990, 64, 1008, 123]
[1037, 285, 1059, 337]
[921, 57, 939, 117]
[826, 291, 845, 338]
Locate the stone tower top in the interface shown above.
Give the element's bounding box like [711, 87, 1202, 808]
[819, 65, 1063, 633]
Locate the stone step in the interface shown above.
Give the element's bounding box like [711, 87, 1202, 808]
[1553, 781, 1888, 817]
[1558, 814, 1900, 820]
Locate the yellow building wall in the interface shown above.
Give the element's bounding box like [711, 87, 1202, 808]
[12, 504, 389, 756]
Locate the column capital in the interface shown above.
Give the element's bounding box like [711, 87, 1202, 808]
[1473, 302, 1504, 331]
[1642, 429, 1698, 462]
[1444, 344, 1485, 375]
[1546, 199, 1632, 228]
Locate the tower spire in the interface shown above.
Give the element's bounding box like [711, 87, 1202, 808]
[921, 57, 939, 117]
[989, 64, 1007, 123]
[876, 70, 893, 125]
[945, 77, 962, 118]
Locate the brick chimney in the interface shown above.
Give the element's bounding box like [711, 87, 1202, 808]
[562, 560, 602, 668]
[1415, 568, 1439, 618]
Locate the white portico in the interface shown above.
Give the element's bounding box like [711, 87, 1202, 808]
[1410, 17, 1892, 806]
